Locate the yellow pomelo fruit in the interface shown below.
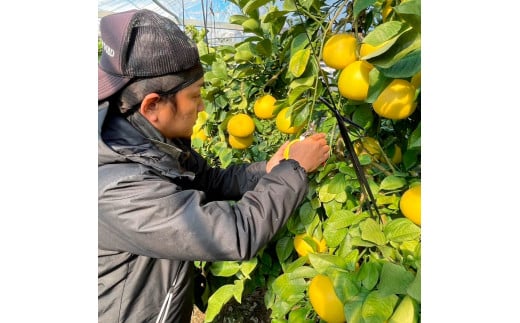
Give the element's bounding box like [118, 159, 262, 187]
[400, 184, 421, 225]
[309, 274, 346, 323]
[373, 79, 417, 120]
[293, 233, 327, 258]
[390, 144, 402, 164]
[323, 33, 358, 70]
[228, 134, 254, 150]
[338, 60, 374, 101]
[254, 94, 277, 119]
[382, 0, 392, 21]
[354, 136, 382, 161]
[191, 129, 207, 141]
[275, 107, 303, 134]
[227, 113, 255, 137]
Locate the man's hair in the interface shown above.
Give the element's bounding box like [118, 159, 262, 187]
[115, 75, 179, 115]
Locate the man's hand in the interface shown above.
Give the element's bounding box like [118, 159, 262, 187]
[266, 133, 330, 173]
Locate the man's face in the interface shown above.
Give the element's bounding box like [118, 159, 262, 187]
[154, 77, 205, 139]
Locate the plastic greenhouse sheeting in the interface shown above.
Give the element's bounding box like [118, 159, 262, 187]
[98, 0, 245, 45]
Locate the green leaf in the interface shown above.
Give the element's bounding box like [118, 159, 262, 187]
[282, 0, 297, 11]
[361, 290, 399, 322]
[395, 0, 421, 16]
[388, 295, 419, 323]
[287, 265, 318, 279]
[239, 257, 258, 278]
[210, 261, 241, 277]
[298, 201, 316, 225]
[229, 14, 249, 25]
[291, 33, 310, 54]
[408, 122, 421, 150]
[377, 50, 421, 78]
[384, 218, 421, 242]
[354, 0, 378, 18]
[243, 0, 272, 15]
[364, 21, 408, 45]
[288, 308, 314, 322]
[358, 260, 381, 290]
[289, 48, 311, 77]
[308, 253, 347, 272]
[380, 175, 407, 190]
[256, 38, 272, 57]
[360, 218, 387, 245]
[204, 284, 236, 322]
[326, 209, 367, 229]
[345, 291, 369, 323]
[377, 262, 415, 296]
[331, 271, 361, 301]
[272, 273, 307, 300]
[352, 105, 374, 129]
[406, 267, 421, 302]
[276, 236, 294, 263]
[288, 85, 311, 105]
[233, 279, 245, 303]
[323, 227, 347, 248]
[328, 173, 348, 194]
[318, 183, 336, 203]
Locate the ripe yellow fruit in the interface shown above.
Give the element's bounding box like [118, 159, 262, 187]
[338, 60, 374, 101]
[354, 136, 382, 161]
[400, 184, 421, 225]
[382, 0, 392, 21]
[275, 107, 303, 134]
[227, 113, 255, 137]
[390, 144, 402, 164]
[254, 94, 277, 119]
[323, 33, 358, 70]
[373, 79, 417, 120]
[191, 129, 207, 141]
[294, 233, 327, 257]
[228, 134, 254, 149]
[309, 274, 346, 323]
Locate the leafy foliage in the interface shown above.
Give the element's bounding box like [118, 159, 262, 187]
[187, 0, 421, 321]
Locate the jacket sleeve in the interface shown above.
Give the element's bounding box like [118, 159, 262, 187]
[98, 159, 308, 261]
[179, 148, 268, 201]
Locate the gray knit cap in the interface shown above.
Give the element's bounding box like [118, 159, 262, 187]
[98, 9, 203, 101]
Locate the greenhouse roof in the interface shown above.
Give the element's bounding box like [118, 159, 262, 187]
[98, 0, 246, 45]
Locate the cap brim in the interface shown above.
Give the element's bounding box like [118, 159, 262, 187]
[98, 65, 132, 101]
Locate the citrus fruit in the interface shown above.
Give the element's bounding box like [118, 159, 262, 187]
[192, 111, 209, 134]
[227, 113, 255, 137]
[191, 128, 207, 141]
[382, 0, 392, 21]
[254, 94, 277, 119]
[338, 60, 374, 101]
[294, 233, 327, 257]
[323, 33, 358, 70]
[275, 107, 303, 134]
[309, 274, 346, 323]
[373, 79, 417, 120]
[389, 144, 402, 164]
[354, 136, 382, 161]
[400, 184, 421, 225]
[228, 134, 254, 149]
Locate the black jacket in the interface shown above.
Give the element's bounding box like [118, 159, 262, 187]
[98, 102, 308, 322]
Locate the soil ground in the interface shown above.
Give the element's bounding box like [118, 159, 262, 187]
[190, 288, 271, 323]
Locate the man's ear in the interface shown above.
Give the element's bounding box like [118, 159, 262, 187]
[139, 93, 161, 123]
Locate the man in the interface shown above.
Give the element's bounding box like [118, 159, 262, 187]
[98, 9, 330, 322]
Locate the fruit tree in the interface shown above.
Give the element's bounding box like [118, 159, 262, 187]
[186, 0, 421, 321]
